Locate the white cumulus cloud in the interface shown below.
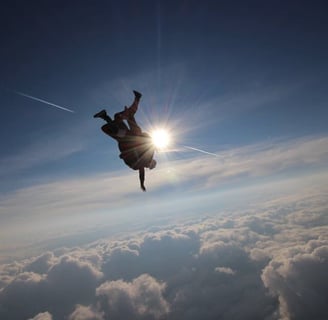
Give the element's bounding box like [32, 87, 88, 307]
[96, 274, 169, 320]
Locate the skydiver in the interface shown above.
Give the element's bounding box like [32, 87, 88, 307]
[93, 90, 157, 191]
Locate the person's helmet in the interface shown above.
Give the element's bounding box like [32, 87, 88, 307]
[149, 159, 157, 170]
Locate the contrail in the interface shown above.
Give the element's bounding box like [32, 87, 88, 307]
[183, 145, 218, 157]
[13, 90, 75, 113]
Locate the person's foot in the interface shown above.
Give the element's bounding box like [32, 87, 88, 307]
[93, 109, 107, 119]
[133, 90, 142, 100]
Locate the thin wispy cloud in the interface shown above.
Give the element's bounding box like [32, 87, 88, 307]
[1, 135, 328, 219]
[153, 135, 328, 190]
[1, 134, 327, 261]
[0, 128, 85, 177]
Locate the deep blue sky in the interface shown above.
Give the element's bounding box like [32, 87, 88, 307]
[1, 0, 328, 250]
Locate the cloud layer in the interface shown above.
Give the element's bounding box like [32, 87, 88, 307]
[1, 183, 327, 320]
[1, 134, 328, 258]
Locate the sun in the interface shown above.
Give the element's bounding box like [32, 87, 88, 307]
[151, 129, 171, 150]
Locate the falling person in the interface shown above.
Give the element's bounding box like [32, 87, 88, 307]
[94, 90, 156, 191]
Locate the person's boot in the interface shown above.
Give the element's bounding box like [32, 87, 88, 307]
[93, 109, 112, 123]
[133, 90, 142, 100]
[93, 109, 107, 118]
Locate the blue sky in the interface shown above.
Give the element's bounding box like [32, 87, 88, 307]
[0, 2, 328, 319]
[1, 0, 328, 237]
[1, 0, 328, 247]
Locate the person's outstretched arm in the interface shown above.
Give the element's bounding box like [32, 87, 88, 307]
[139, 167, 146, 191]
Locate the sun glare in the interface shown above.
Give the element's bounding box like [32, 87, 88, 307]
[151, 129, 171, 150]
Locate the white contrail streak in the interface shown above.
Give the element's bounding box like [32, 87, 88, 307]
[183, 145, 218, 157]
[14, 90, 75, 113]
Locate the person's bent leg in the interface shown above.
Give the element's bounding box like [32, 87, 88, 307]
[115, 91, 142, 120]
[113, 112, 130, 137]
[101, 123, 118, 137]
[114, 112, 129, 129]
[127, 114, 142, 135]
[126, 90, 142, 116]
